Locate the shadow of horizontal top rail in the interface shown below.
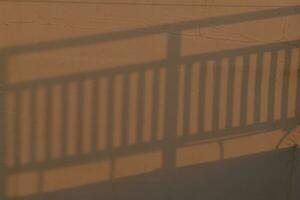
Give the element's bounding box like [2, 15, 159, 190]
[0, 5, 299, 55]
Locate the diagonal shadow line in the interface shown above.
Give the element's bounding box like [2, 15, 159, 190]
[5, 39, 300, 90]
[0, 5, 299, 55]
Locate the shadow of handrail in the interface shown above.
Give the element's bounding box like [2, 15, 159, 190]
[0, 5, 299, 56]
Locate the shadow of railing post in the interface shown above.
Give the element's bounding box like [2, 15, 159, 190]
[297, 56, 300, 125]
[163, 33, 181, 171]
[0, 54, 7, 200]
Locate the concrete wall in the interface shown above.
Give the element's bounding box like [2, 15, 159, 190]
[1, 1, 300, 199]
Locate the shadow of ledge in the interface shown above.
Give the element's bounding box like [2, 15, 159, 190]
[13, 147, 299, 200]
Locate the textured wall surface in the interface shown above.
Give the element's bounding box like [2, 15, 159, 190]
[0, 1, 300, 200]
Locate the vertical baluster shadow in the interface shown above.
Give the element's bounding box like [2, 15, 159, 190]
[198, 61, 207, 134]
[226, 58, 235, 129]
[281, 48, 292, 129]
[76, 81, 84, 155]
[91, 78, 99, 154]
[182, 63, 192, 136]
[136, 71, 145, 144]
[151, 68, 160, 142]
[106, 76, 115, 179]
[60, 82, 68, 158]
[14, 90, 21, 168]
[121, 73, 130, 146]
[45, 86, 53, 161]
[254, 52, 263, 124]
[30, 87, 37, 164]
[267, 51, 278, 123]
[212, 59, 222, 131]
[240, 55, 250, 127]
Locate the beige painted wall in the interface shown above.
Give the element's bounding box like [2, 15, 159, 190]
[1, 1, 300, 198]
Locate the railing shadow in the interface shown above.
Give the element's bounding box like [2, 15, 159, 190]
[0, 5, 300, 200]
